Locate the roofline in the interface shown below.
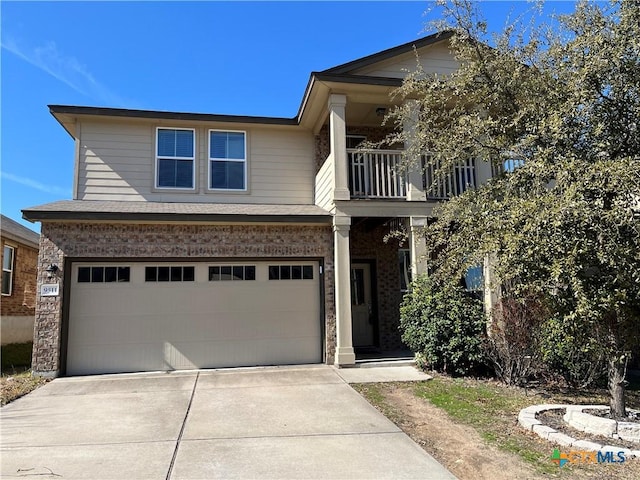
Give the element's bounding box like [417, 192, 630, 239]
[295, 73, 404, 125]
[1, 231, 39, 250]
[49, 31, 453, 131]
[48, 105, 298, 126]
[22, 210, 332, 224]
[1, 215, 40, 248]
[320, 30, 455, 75]
[312, 73, 404, 87]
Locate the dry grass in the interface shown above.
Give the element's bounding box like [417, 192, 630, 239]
[354, 374, 640, 480]
[1, 371, 49, 406]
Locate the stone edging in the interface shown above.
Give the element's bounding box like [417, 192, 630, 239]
[564, 405, 640, 443]
[518, 404, 640, 458]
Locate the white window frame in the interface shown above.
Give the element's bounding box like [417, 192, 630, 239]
[155, 127, 196, 190]
[2, 244, 15, 296]
[208, 129, 247, 191]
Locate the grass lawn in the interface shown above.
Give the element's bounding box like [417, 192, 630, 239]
[355, 375, 640, 480]
[1, 342, 49, 406]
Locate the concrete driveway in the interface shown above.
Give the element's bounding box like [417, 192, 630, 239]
[1, 365, 455, 479]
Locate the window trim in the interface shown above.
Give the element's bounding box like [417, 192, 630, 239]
[155, 127, 196, 190]
[208, 129, 248, 192]
[2, 244, 15, 296]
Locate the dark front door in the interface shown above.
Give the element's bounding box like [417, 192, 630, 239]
[351, 262, 375, 347]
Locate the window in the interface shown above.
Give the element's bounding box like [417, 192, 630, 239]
[464, 265, 484, 291]
[145, 266, 195, 282]
[156, 128, 195, 189]
[209, 265, 256, 281]
[503, 158, 525, 172]
[78, 266, 130, 283]
[209, 130, 246, 190]
[268, 265, 313, 280]
[398, 249, 411, 292]
[346, 135, 367, 149]
[2, 245, 15, 295]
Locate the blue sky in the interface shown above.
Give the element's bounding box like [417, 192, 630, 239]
[1, 1, 578, 232]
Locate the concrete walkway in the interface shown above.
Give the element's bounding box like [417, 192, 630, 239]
[1, 365, 454, 479]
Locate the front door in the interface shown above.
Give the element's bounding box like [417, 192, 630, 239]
[351, 263, 375, 347]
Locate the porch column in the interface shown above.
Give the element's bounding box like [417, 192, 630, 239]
[333, 215, 355, 365]
[484, 253, 500, 332]
[404, 100, 426, 201]
[328, 94, 350, 201]
[409, 216, 428, 277]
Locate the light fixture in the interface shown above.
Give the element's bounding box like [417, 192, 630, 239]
[46, 264, 59, 279]
[375, 107, 387, 117]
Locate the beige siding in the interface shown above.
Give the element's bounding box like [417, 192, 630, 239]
[353, 43, 459, 78]
[76, 121, 316, 204]
[315, 153, 334, 210]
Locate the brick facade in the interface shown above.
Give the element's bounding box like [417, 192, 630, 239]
[350, 222, 407, 351]
[1, 238, 38, 317]
[33, 222, 335, 375]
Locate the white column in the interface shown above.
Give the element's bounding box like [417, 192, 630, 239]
[328, 94, 350, 201]
[333, 215, 355, 366]
[404, 100, 426, 201]
[484, 253, 500, 332]
[409, 216, 428, 277]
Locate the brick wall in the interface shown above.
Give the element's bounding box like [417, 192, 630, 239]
[33, 222, 335, 375]
[350, 222, 407, 351]
[1, 238, 38, 317]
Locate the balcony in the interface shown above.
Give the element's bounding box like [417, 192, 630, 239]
[348, 149, 406, 199]
[347, 150, 477, 200]
[422, 155, 477, 200]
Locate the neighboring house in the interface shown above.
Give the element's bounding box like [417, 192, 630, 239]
[1, 215, 39, 345]
[23, 31, 495, 377]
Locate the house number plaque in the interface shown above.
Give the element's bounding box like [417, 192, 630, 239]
[41, 284, 60, 297]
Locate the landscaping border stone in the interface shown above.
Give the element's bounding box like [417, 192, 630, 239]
[517, 404, 640, 458]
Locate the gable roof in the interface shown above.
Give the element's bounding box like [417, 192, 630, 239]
[1, 214, 40, 248]
[48, 31, 455, 135]
[320, 30, 455, 75]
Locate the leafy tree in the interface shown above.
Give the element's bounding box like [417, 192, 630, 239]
[386, 0, 639, 417]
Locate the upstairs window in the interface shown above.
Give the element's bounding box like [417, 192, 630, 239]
[156, 128, 195, 189]
[209, 130, 246, 190]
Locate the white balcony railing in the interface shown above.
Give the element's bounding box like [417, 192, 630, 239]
[348, 149, 406, 199]
[346, 149, 477, 200]
[422, 155, 477, 200]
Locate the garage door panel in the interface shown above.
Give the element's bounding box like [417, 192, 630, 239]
[164, 337, 320, 370]
[67, 261, 322, 375]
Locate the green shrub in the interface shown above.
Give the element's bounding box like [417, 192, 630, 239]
[400, 275, 486, 376]
[538, 315, 607, 388]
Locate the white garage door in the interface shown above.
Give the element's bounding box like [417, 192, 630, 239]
[66, 261, 322, 375]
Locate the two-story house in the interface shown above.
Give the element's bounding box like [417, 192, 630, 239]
[24, 31, 493, 377]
